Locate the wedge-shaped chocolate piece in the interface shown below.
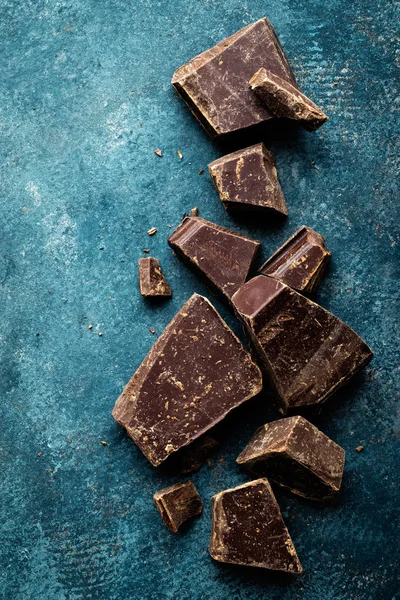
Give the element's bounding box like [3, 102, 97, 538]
[249, 68, 328, 131]
[237, 416, 345, 500]
[172, 18, 296, 138]
[208, 143, 288, 216]
[168, 216, 260, 301]
[112, 294, 262, 466]
[209, 479, 302, 573]
[232, 276, 373, 413]
[139, 257, 172, 297]
[259, 226, 330, 293]
[154, 481, 203, 532]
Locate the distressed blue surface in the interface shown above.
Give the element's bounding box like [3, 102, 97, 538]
[0, 0, 399, 598]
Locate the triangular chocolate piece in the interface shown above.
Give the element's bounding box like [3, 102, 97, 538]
[139, 257, 172, 297]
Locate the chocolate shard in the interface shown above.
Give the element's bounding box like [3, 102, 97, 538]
[168, 216, 260, 301]
[209, 478, 302, 573]
[231, 275, 373, 413]
[259, 226, 331, 293]
[112, 293, 262, 466]
[249, 68, 328, 131]
[139, 257, 172, 297]
[154, 481, 203, 532]
[237, 416, 345, 500]
[208, 143, 288, 216]
[172, 18, 296, 138]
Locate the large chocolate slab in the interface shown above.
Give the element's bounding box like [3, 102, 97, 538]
[139, 257, 172, 297]
[209, 479, 302, 573]
[172, 18, 296, 138]
[154, 481, 203, 532]
[168, 216, 260, 301]
[112, 294, 262, 466]
[208, 143, 288, 215]
[237, 416, 345, 500]
[232, 276, 373, 413]
[259, 226, 330, 293]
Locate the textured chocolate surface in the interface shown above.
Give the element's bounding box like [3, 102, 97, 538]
[232, 276, 373, 413]
[171, 18, 296, 137]
[209, 479, 302, 573]
[154, 481, 203, 532]
[168, 216, 260, 301]
[259, 226, 330, 293]
[237, 416, 345, 500]
[138, 257, 172, 297]
[112, 293, 262, 466]
[208, 143, 288, 215]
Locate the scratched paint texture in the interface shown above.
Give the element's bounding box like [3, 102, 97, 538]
[0, 0, 399, 599]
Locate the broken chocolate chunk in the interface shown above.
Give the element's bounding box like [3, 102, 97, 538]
[138, 257, 172, 297]
[232, 275, 373, 413]
[112, 293, 262, 466]
[208, 143, 288, 215]
[172, 18, 297, 138]
[249, 68, 328, 131]
[168, 216, 260, 301]
[237, 416, 345, 500]
[209, 478, 302, 573]
[259, 226, 330, 293]
[154, 481, 203, 532]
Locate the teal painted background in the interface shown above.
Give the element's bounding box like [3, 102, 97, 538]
[0, 1, 399, 598]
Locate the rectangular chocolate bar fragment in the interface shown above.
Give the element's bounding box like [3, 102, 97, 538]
[232, 275, 373, 413]
[172, 18, 297, 138]
[168, 216, 260, 301]
[237, 416, 345, 500]
[208, 143, 288, 215]
[259, 226, 330, 293]
[154, 481, 203, 532]
[112, 293, 262, 466]
[209, 478, 302, 573]
[139, 257, 172, 297]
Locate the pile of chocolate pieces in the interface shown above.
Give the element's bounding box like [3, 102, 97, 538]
[113, 17, 373, 575]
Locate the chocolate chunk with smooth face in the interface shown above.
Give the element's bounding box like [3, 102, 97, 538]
[154, 481, 203, 532]
[259, 226, 330, 293]
[168, 216, 260, 301]
[112, 294, 262, 466]
[138, 257, 172, 297]
[237, 416, 345, 500]
[208, 143, 288, 215]
[209, 479, 302, 573]
[171, 18, 296, 138]
[249, 68, 328, 131]
[231, 276, 373, 413]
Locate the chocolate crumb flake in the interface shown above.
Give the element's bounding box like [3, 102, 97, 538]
[88, 324, 93, 330]
[154, 481, 203, 532]
[355, 445, 364, 452]
[37, 452, 43, 457]
[154, 149, 163, 157]
[147, 227, 157, 236]
[142, 249, 150, 254]
[149, 328, 156, 334]
[100, 440, 107, 446]
[177, 150, 183, 159]
[199, 169, 204, 175]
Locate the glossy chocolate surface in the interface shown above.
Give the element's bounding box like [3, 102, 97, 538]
[138, 257, 172, 297]
[154, 481, 203, 532]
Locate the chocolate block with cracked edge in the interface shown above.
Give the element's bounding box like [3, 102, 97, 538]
[231, 275, 373, 413]
[237, 416, 345, 500]
[208, 143, 288, 215]
[258, 226, 331, 293]
[138, 257, 172, 297]
[249, 67, 328, 131]
[209, 478, 302, 573]
[154, 481, 203, 532]
[112, 293, 262, 466]
[171, 18, 297, 138]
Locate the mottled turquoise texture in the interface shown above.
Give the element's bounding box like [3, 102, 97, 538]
[0, 1, 399, 598]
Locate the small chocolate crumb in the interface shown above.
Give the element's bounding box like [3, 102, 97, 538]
[88, 324, 93, 329]
[177, 150, 183, 160]
[147, 227, 157, 236]
[149, 328, 156, 334]
[101, 441, 107, 446]
[355, 445, 364, 452]
[37, 452, 43, 457]
[199, 169, 204, 175]
[139, 122, 143, 127]
[189, 207, 199, 217]
[142, 249, 150, 254]
[154, 149, 162, 157]
[98, 332, 103, 337]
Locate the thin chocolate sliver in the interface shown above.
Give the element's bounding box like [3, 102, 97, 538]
[138, 257, 172, 297]
[154, 481, 203, 532]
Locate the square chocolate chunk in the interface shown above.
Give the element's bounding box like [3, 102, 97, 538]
[154, 481, 203, 532]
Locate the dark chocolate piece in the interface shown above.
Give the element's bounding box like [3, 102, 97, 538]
[138, 257, 172, 297]
[232, 275, 373, 413]
[249, 68, 328, 131]
[259, 226, 330, 293]
[237, 416, 345, 500]
[172, 18, 296, 138]
[154, 481, 203, 532]
[112, 294, 262, 466]
[209, 478, 302, 573]
[177, 434, 219, 475]
[168, 216, 260, 301]
[208, 143, 288, 215]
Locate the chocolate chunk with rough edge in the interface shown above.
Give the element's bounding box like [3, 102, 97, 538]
[112, 293, 262, 466]
[154, 481, 203, 532]
[249, 68, 328, 131]
[138, 257, 172, 297]
[209, 478, 302, 573]
[231, 275, 373, 414]
[237, 416, 345, 500]
[168, 216, 260, 301]
[171, 18, 297, 138]
[208, 143, 288, 215]
[258, 226, 330, 293]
